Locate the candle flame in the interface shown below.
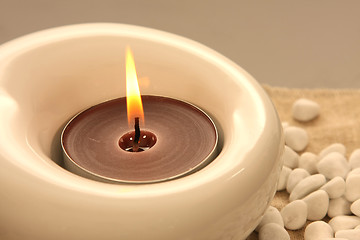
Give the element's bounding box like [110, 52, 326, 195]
[126, 47, 144, 126]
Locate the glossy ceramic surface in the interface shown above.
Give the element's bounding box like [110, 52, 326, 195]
[0, 23, 283, 240]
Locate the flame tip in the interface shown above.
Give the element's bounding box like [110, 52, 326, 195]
[126, 47, 144, 126]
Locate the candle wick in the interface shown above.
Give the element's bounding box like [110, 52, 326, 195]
[133, 117, 141, 152]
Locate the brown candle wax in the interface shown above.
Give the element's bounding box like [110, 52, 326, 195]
[61, 95, 218, 183]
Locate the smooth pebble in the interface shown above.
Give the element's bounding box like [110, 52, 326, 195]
[299, 152, 319, 174]
[329, 215, 360, 232]
[319, 143, 346, 158]
[345, 174, 360, 202]
[347, 168, 360, 178]
[292, 98, 320, 122]
[350, 199, 360, 217]
[303, 190, 329, 220]
[289, 174, 326, 202]
[282, 122, 289, 130]
[328, 197, 352, 218]
[320, 238, 348, 240]
[320, 176, 346, 199]
[304, 221, 333, 240]
[317, 152, 350, 179]
[321, 238, 348, 240]
[256, 206, 284, 231]
[335, 229, 360, 240]
[349, 149, 360, 169]
[258, 223, 290, 240]
[283, 145, 299, 169]
[284, 126, 309, 152]
[286, 168, 310, 194]
[280, 200, 307, 230]
[277, 166, 292, 191]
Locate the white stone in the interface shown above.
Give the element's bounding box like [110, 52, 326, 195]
[335, 229, 360, 240]
[258, 223, 290, 240]
[304, 221, 333, 240]
[319, 143, 346, 158]
[286, 168, 310, 194]
[321, 238, 348, 240]
[277, 166, 292, 191]
[349, 149, 360, 169]
[329, 215, 360, 233]
[345, 174, 360, 202]
[303, 190, 329, 221]
[284, 126, 309, 152]
[317, 152, 350, 179]
[350, 199, 360, 217]
[320, 176, 346, 199]
[280, 200, 307, 230]
[292, 98, 320, 122]
[256, 206, 284, 231]
[347, 168, 360, 178]
[328, 197, 352, 218]
[282, 122, 289, 130]
[299, 152, 319, 174]
[289, 174, 326, 202]
[282, 145, 299, 169]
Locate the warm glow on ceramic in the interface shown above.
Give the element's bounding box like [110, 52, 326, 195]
[126, 47, 144, 126]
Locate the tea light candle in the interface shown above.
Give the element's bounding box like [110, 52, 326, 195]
[61, 48, 218, 184]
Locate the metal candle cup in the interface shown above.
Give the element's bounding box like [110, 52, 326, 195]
[61, 95, 218, 183]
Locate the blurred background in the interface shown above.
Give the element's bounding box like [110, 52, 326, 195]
[1, 0, 359, 88]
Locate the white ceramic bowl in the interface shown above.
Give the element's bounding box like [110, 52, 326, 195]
[0, 23, 283, 240]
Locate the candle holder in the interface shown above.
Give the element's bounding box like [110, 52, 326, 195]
[0, 23, 284, 240]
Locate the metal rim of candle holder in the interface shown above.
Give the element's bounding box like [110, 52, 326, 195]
[61, 95, 219, 184]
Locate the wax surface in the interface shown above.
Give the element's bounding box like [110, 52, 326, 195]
[62, 96, 217, 183]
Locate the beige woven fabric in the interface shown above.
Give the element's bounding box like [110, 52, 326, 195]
[247, 85, 360, 240]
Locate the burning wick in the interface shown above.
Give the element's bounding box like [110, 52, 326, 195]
[133, 117, 141, 152]
[122, 47, 156, 152]
[126, 46, 144, 152]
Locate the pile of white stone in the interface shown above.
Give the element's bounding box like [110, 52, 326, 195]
[256, 98, 360, 240]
